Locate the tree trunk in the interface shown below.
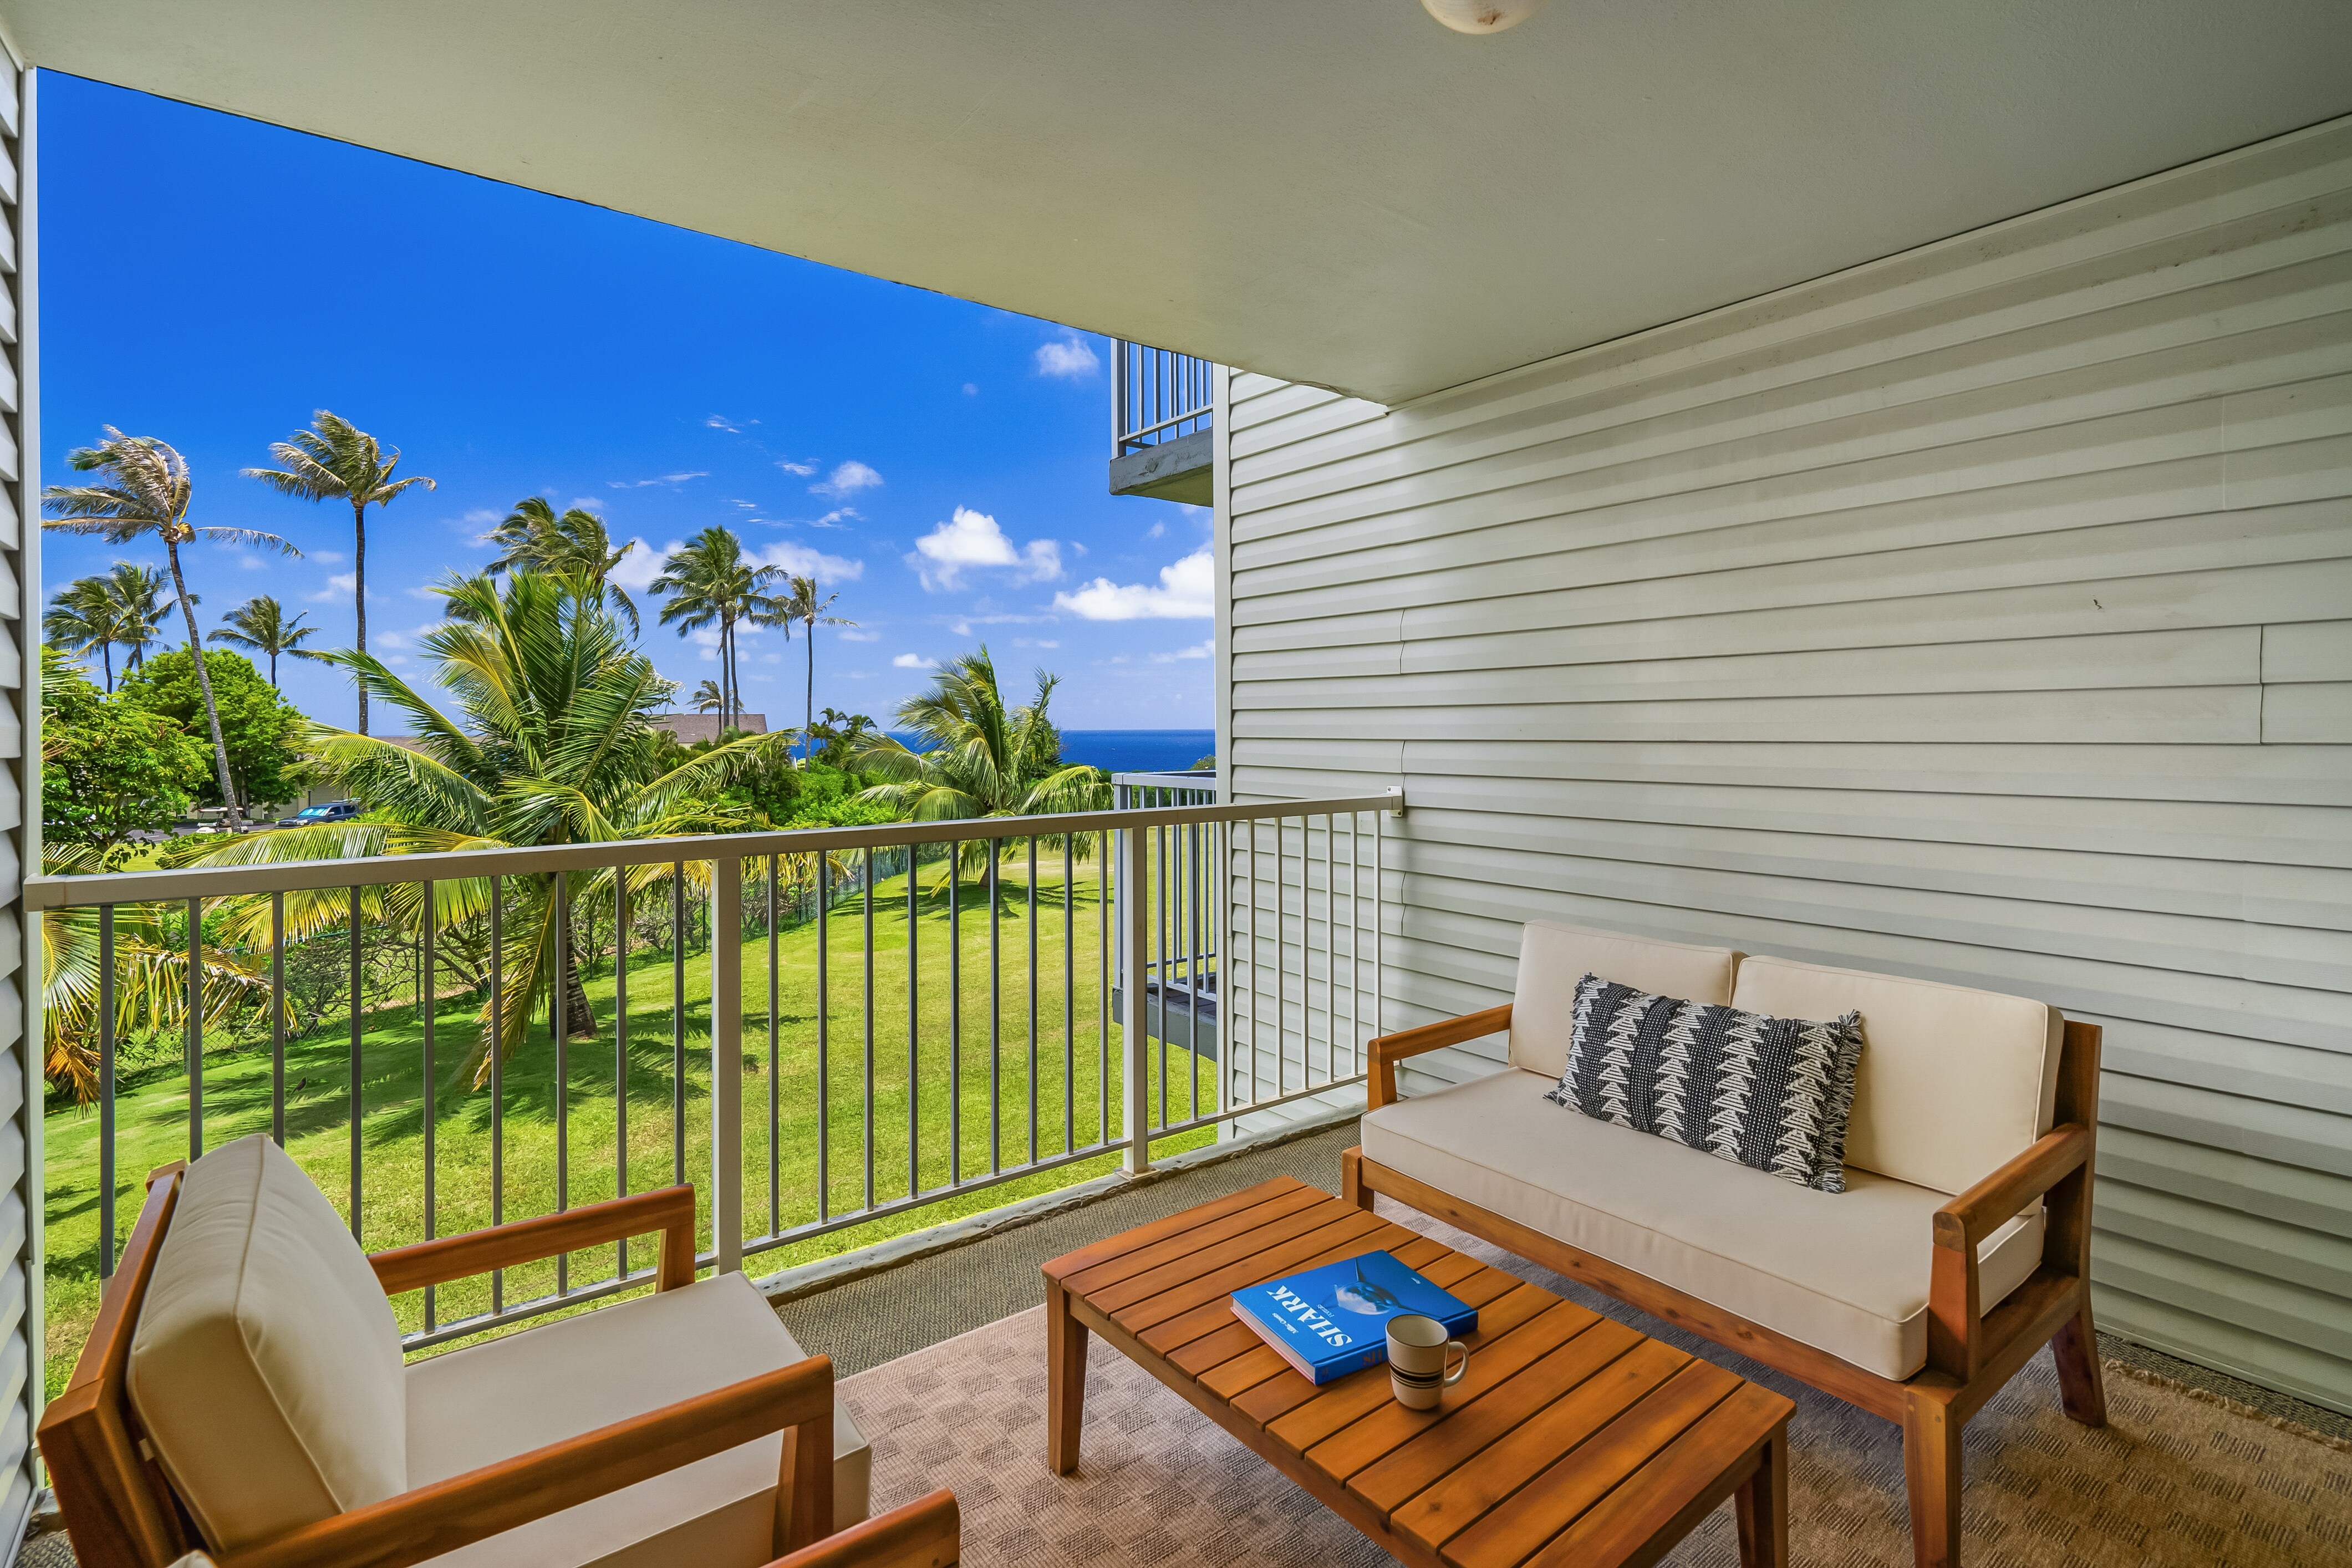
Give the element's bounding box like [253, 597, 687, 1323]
[554, 893, 597, 1038]
[101, 640, 114, 693]
[167, 538, 244, 828]
[805, 621, 816, 757]
[353, 497, 369, 735]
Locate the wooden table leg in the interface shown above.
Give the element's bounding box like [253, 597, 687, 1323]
[1734, 1419, 1789, 1568]
[1047, 1275, 1089, 1476]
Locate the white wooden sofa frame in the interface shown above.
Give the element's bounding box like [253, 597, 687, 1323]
[42, 1167, 960, 1568]
[1342, 1005, 2106, 1568]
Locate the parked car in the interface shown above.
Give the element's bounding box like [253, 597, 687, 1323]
[274, 801, 362, 828]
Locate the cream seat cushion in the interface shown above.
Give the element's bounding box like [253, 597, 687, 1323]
[1507, 922, 1743, 1080]
[405, 1272, 871, 1568]
[1360, 1068, 2043, 1381]
[1731, 955, 2062, 1197]
[129, 1135, 409, 1554]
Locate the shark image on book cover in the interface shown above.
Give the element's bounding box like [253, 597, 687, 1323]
[1229, 1251, 1478, 1384]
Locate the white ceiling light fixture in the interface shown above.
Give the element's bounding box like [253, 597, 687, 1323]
[1421, 0, 1550, 34]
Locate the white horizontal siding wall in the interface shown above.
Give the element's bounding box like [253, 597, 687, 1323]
[1221, 115, 2352, 1416]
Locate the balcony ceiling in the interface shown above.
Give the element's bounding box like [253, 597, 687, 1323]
[8, 2, 2352, 406]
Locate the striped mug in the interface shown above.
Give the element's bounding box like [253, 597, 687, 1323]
[1387, 1314, 1469, 1411]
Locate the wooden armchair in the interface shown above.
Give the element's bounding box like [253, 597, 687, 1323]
[42, 1136, 959, 1568]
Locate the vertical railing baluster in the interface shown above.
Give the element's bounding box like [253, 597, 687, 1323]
[1217, 821, 1230, 1118]
[99, 907, 116, 1279]
[270, 892, 286, 1146]
[1348, 814, 1361, 1073]
[817, 852, 831, 1223]
[615, 873, 630, 1280]
[907, 842, 919, 1199]
[554, 873, 568, 1294]
[186, 896, 203, 1162]
[949, 841, 961, 1185]
[1098, 828, 1109, 1146]
[421, 882, 436, 1332]
[1323, 815, 1336, 1087]
[712, 857, 744, 1275]
[1155, 823, 1168, 1131]
[671, 863, 685, 1189]
[989, 847, 1001, 1175]
[1189, 821, 1202, 1124]
[767, 855, 780, 1239]
[1121, 816, 1152, 1174]
[491, 879, 505, 1315]
[1027, 836, 1038, 1166]
[1376, 807, 1387, 1041]
[1276, 818, 1289, 1101]
[1063, 833, 1075, 1154]
[862, 845, 875, 1212]
[1246, 818, 1260, 1109]
[348, 886, 362, 1241]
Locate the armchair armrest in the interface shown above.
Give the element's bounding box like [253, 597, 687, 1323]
[220, 1353, 835, 1568]
[1925, 1124, 2090, 1379]
[369, 1185, 700, 1296]
[763, 1488, 960, 1568]
[1366, 1005, 1513, 1109]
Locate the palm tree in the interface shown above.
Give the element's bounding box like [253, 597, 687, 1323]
[44, 577, 129, 691]
[763, 573, 856, 750]
[43, 429, 299, 827]
[648, 527, 778, 737]
[209, 595, 327, 688]
[854, 646, 1109, 875]
[39, 843, 274, 1102]
[102, 563, 182, 671]
[185, 568, 796, 1077]
[244, 411, 436, 735]
[690, 678, 726, 715]
[483, 496, 642, 632]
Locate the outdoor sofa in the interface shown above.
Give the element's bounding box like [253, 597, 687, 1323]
[1342, 921, 2106, 1568]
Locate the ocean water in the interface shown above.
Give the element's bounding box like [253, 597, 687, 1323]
[1060, 730, 1216, 775]
[880, 729, 1214, 775]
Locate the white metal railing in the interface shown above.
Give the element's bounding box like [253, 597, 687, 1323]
[33, 791, 1398, 1348]
[1114, 342, 1214, 456]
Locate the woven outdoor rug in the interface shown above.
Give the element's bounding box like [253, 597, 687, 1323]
[838, 1203, 2352, 1568]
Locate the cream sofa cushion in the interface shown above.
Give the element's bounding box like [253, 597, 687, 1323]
[405, 1272, 870, 1567]
[128, 1135, 408, 1554]
[1730, 956, 2062, 1197]
[1360, 1068, 2043, 1381]
[1508, 922, 1743, 1079]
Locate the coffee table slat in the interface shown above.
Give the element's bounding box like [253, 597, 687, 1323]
[1059, 1182, 1335, 1296]
[1523, 1384, 1788, 1568]
[1087, 1195, 1374, 1312]
[1268, 1281, 1557, 1454]
[1042, 1175, 1305, 1282]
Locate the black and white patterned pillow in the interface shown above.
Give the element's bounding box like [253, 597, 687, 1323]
[1544, 974, 1866, 1192]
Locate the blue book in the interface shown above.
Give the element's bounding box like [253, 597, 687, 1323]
[1229, 1250, 1478, 1384]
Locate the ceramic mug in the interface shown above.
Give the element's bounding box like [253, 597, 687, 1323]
[1387, 1314, 1469, 1410]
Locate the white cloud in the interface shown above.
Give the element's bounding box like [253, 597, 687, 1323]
[1054, 548, 1213, 620]
[751, 541, 864, 581]
[949, 619, 971, 637]
[962, 383, 979, 396]
[893, 653, 939, 670]
[706, 414, 756, 432]
[310, 549, 348, 564]
[459, 510, 500, 527]
[1013, 638, 1060, 649]
[810, 460, 882, 498]
[239, 554, 268, 571]
[1035, 336, 1100, 379]
[1154, 638, 1215, 663]
[806, 508, 858, 530]
[607, 472, 708, 490]
[776, 459, 818, 477]
[307, 571, 361, 604]
[1145, 521, 1165, 540]
[839, 628, 880, 643]
[908, 506, 1062, 591]
[610, 538, 678, 594]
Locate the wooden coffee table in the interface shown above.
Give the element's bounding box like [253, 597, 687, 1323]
[1043, 1174, 1793, 1568]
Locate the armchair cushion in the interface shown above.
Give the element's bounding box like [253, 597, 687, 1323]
[128, 1136, 410, 1554]
[1730, 956, 2062, 1197]
[1507, 922, 1742, 1079]
[1361, 1067, 2043, 1381]
[405, 1272, 870, 1567]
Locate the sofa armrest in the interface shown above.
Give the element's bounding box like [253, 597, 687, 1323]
[763, 1488, 960, 1568]
[1366, 1005, 1514, 1109]
[1925, 1124, 2090, 1379]
[220, 1353, 835, 1568]
[368, 1185, 700, 1296]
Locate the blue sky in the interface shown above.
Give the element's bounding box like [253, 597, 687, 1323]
[37, 73, 1213, 732]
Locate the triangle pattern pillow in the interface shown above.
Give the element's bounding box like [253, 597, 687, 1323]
[1544, 972, 1866, 1192]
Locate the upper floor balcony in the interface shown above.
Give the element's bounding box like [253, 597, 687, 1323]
[1108, 341, 1214, 506]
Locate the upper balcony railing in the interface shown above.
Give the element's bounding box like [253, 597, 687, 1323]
[31, 791, 1397, 1357]
[1114, 341, 1215, 457]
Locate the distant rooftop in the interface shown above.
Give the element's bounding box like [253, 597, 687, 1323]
[648, 712, 767, 745]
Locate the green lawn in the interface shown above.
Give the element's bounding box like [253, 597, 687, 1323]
[43, 854, 1216, 1395]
